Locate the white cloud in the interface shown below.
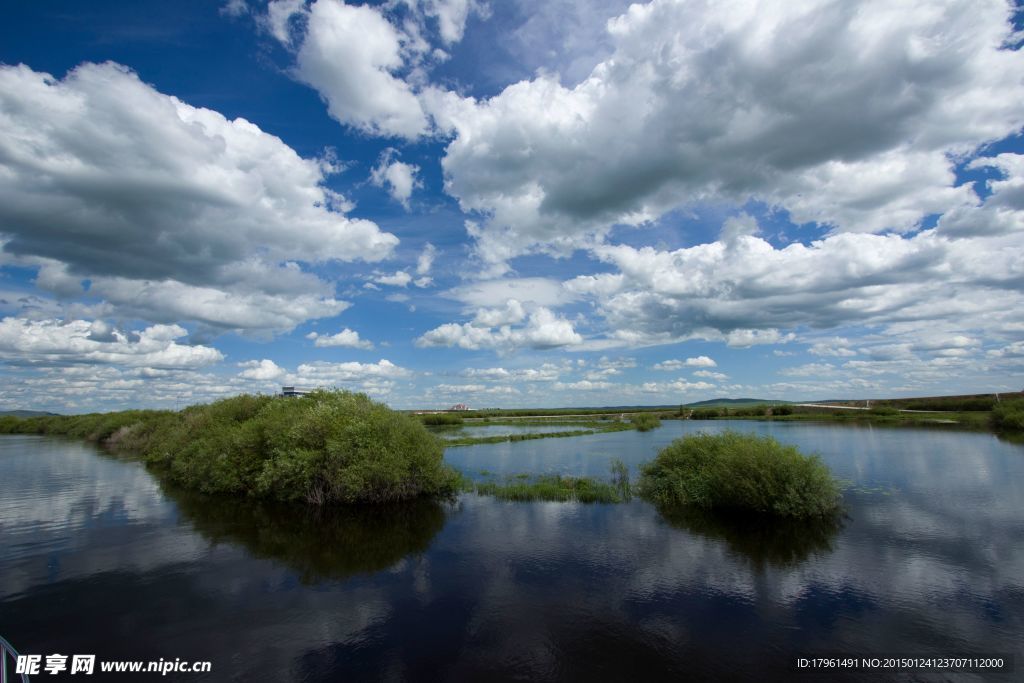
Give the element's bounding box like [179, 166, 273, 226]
[808, 338, 858, 357]
[286, 0, 429, 138]
[693, 370, 728, 380]
[553, 380, 613, 391]
[221, 0, 250, 18]
[938, 153, 1024, 237]
[444, 277, 573, 308]
[726, 329, 795, 348]
[428, 0, 1024, 265]
[641, 380, 716, 393]
[373, 271, 413, 287]
[370, 147, 422, 208]
[416, 0, 487, 45]
[567, 226, 1024, 350]
[0, 318, 222, 368]
[653, 356, 717, 370]
[289, 359, 410, 385]
[306, 328, 374, 349]
[417, 306, 582, 351]
[0, 62, 395, 333]
[237, 359, 286, 380]
[416, 243, 436, 275]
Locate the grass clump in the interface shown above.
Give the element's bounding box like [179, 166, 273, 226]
[991, 399, 1024, 431]
[630, 413, 662, 431]
[638, 430, 841, 518]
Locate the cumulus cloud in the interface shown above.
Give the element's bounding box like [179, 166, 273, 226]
[641, 379, 716, 393]
[460, 363, 564, 382]
[428, 0, 1024, 265]
[372, 271, 414, 287]
[566, 225, 1024, 350]
[417, 306, 582, 351]
[278, 359, 411, 397]
[0, 318, 222, 368]
[693, 370, 728, 380]
[282, 0, 429, 138]
[0, 62, 395, 333]
[404, 0, 489, 46]
[237, 359, 286, 380]
[306, 328, 374, 349]
[370, 148, 422, 208]
[445, 277, 573, 308]
[938, 153, 1024, 237]
[653, 356, 717, 370]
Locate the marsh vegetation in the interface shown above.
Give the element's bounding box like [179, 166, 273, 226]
[638, 431, 842, 518]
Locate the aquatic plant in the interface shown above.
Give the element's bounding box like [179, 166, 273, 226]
[473, 474, 622, 503]
[610, 458, 632, 502]
[638, 431, 841, 518]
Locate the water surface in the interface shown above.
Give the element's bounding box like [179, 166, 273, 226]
[1, 423, 1022, 681]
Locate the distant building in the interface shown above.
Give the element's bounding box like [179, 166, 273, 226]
[449, 403, 472, 411]
[281, 386, 313, 398]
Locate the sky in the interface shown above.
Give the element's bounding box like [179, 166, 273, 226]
[0, 0, 1023, 413]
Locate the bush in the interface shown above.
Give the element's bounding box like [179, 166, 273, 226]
[773, 405, 794, 416]
[690, 409, 720, 420]
[4, 391, 460, 506]
[638, 430, 841, 518]
[630, 413, 662, 431]
[992, 400, 1024, 431]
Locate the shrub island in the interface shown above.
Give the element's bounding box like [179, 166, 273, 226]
[638, 430, 842, 518]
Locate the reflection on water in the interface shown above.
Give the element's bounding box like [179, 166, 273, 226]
[164, 485, 449, 583]
[654, 505, 844, 569]
[1, 423, 1023, 681]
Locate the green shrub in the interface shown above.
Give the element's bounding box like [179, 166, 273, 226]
[4, 391, 460, 506]
[630, 413, 662, 431]
[773, 405, 794, 416]
[638, 430, 841, 518]
[690, 409, 721, 419]
[992, 400, 1024, 431]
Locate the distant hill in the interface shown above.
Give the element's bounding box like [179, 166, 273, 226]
[683, 398, 784, 408]
[0, 410, 60, 418]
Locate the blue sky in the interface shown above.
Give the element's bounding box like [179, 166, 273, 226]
[1, 0, 1023, 412]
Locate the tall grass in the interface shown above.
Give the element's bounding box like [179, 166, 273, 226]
[638, 430, 841, 518]
[0, 391, 460, 505]
[473, 474, 621, 503]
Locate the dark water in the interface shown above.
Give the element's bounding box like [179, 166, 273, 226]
[1, 423, 1022, 681]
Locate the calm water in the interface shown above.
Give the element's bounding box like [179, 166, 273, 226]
[1, 422, 1022, 681]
